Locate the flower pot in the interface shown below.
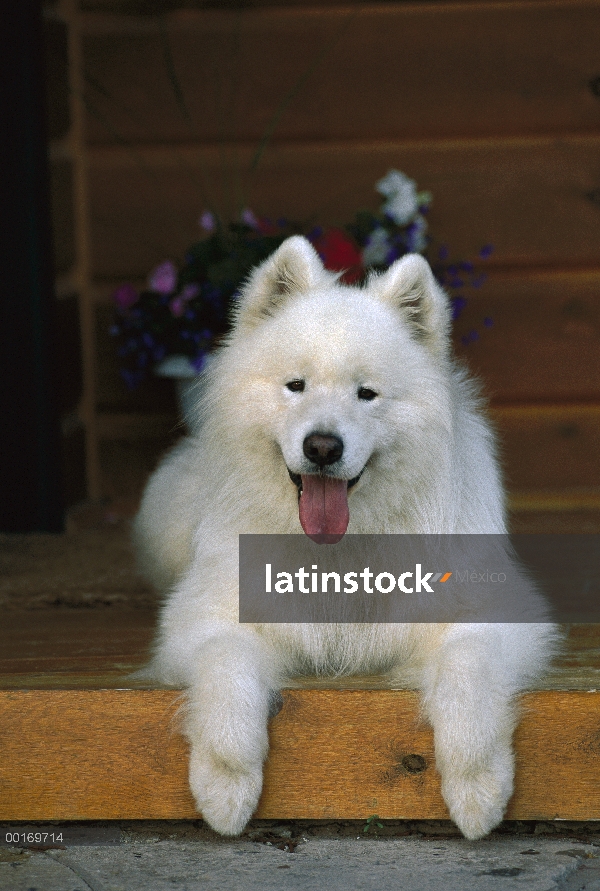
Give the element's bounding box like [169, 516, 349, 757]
[154, 355, 212, 434]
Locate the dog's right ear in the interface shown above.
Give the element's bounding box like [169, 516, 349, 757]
[232, 236, 326, 334]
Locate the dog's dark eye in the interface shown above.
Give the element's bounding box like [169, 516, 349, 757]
[286, 379, 305, 393]
[358, 387, 378, 401]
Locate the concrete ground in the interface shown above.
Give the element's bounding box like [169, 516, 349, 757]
[1, 821, 599, 891]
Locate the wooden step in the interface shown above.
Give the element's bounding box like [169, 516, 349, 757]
[0, 609, 598, 822]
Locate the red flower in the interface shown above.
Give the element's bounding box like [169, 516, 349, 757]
[310, 228, 363, 284]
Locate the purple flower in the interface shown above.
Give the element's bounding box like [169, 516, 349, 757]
[148, 260, 177, 295]
[404, 214, 428, 252]
[181, 283, 200, 301]
[120, 368, 144, 390]
[484, 317, 494, 328]
[112, 283, 139, 311]
[204, 284, 222, 307]
[451, 296, 467, 320]
[169, 296, 186, 318]
[192, 351, 207, 372]
[479, 244, 494, 259]
[241, 207, 260, 230]
[199, 210, 216, 233]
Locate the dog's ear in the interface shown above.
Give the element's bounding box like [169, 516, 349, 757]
[232, 236, 326, 333]
[369, 254, 451, 356]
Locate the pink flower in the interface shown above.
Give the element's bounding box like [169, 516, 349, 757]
[169, 296, 186, 317]
[241, 208, 281, 235]
[169, 283, 200, 318]
[149, 260, 177, 294]
[112, 283, 139, 310]
[180, 283, 200, 301]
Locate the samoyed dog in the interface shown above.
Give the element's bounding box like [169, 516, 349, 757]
[134, 236, 555, 840]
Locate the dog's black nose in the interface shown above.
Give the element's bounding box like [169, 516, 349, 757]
[303, 433, 344, 467]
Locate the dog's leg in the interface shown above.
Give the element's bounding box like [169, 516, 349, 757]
[183, 629, 280, 836]
[419, 624, 521, 840]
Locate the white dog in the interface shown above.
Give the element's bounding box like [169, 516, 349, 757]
[134, 236, 555, 839]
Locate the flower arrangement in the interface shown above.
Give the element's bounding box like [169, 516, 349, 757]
[111, 170, 492, 388]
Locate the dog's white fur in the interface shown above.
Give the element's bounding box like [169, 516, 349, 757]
[134, 236, 555, 840]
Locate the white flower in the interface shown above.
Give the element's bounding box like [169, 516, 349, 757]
[362, 227, 390, 266]
[376, 169, 419, 225]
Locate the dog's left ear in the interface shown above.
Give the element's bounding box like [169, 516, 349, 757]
[232, 236, 327, 334]
[370, 254, 451, 357]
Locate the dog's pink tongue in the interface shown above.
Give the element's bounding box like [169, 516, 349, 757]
[299, 475, 349, 544]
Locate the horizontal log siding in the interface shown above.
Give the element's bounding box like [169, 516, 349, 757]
[78, 1, 600, 504]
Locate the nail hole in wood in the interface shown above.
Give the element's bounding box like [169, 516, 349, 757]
[401, 754, 427, 774]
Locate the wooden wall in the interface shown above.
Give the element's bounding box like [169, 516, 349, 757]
[50, 0, 600, 509]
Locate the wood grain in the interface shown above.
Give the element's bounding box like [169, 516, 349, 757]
[0, 612, 597, 820]
[87, 137, 600, 277]
[0, 688, 598, 820]
[82, 3, 600, 145]
[0, 611, 598, 692]
[452, 270, 600, 403]
[492, 404, 600, 492]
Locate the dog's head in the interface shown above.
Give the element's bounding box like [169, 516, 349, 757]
[212, 236, 454, 542]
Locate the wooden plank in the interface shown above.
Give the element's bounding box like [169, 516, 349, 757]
[0, 607, 597, 821]
[0, 687, 598, 820]
[0, 607, 599, 693]
[81, 3, 600, 145]
[0, 610, 155, 685]
[1, 611, 597, 692]
[453, 269, 600, 403]
[510, 492, 600, 511]
[492, 404, 600, 492]
[96, 411, 179, 438]
[87, 137, 600, 277]
[61, 0, 102, 500]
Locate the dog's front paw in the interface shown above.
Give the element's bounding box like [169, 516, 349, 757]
[189, 749, 263, 836]
[440, 752, 514, 840]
